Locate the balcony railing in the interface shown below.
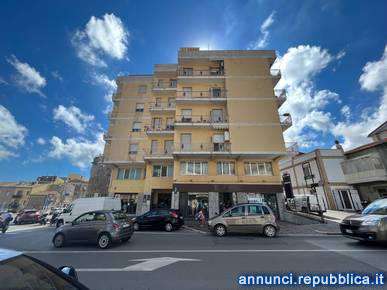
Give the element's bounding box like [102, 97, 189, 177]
[176, 90, 226, 99]
[145, 126, 175, 134]
[175, 115, 228, 125]
[103, 133, 112, 141]
[280, 114, 292, 131]
[153, 81, 177, 90]
[341, 156, 387, 184]
[174, 142, 231, 154]
[178, 69, 224, 77]
[149, 102, 176, 111]
[274, 89, 287, 108]
[270, 69, 281, 86]
[144, 148, 174, 159]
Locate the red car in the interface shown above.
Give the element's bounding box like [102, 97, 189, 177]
[14, 209, 41, 225]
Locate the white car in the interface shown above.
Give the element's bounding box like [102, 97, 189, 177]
[56, 197, 121, 227]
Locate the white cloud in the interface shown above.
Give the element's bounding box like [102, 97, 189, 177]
[340, 105, 351, 120]
[332, 45, 387, 149]
[48, 133, 104, 169]
[0, 76, 8, 85]
[72, 13, 129, 67]
[51, 71, 63, 81]
[275, 45, 339, 147]
[36, 137, 46, 145]
[336, 50, 346, 60]
[92, 73, 117, 102]
[53, 105, 95, 133]
[7, 55, 46, 97]
[248, 11, 276, 49]
[0, 105, 28, 159]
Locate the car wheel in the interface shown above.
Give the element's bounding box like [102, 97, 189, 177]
[56, 220, 63, 228]
[53, 234, 65, 248]
[97, 233, 111, 249]
[165, 222, 173, 232]
[133, 222, 139, 231]
[214, 224, 227, 237]
[263, 225, 277, 238]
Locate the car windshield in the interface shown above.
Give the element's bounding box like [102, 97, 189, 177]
[0, 255, 79, 290]
[362, 199, 387, 215]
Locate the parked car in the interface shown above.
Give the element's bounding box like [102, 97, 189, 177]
[340, 198, 387, 242]
[132, 209, 184, 232]
[208, 203, 279, 237]
[0, 248, 89, 289]
[14, 209, 41, 225]
[53, 210, 133, 249]
[56, 197, 121, 228]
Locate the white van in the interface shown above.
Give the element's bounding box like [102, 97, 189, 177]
[56, 197, 121, 227]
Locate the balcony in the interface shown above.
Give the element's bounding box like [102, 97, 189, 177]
[152, 81, 177, 91]
[103, 150, 146, 165]
[12, 192, 23, 198]
[270, 69, 281, 86]
[174, 115, 229, 129]
[149, 102, 176, 113]
[274, 89, 287, 108]
[103, 133, 112, 141]
[143, 148, 174, 161]
[176, 90, 227, 103]
[341, 156, 387, 184]
[280, 114, 292, 131]
[145, 126, 175, 136]
[174, 142, 231, 157]
[177, 69, 225, 80]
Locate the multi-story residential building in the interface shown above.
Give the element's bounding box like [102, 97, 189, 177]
[87, 155, 111, 197]
[0, 182, 32, 212]
[341, 121, 387, 204]
[103, 47, 291, 218]
[279, 147, 362, 211]
[61, 174, 88, 204]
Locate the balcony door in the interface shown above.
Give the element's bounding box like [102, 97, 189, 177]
[152, 118, 162, 130]
[211, 109, 223, 123]
[183, 87, 192, 98]
[180, 134, 191, 151]
[164, 140, 174, 154]
[151, 140, 159, 155]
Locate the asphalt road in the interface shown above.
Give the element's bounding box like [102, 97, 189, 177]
[0, 226, 386, 290]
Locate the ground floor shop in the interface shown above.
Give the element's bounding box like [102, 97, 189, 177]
[114, 193, 138, 215]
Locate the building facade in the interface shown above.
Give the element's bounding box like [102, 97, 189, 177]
[341, 121, 387, 204]
[279, 148, 362, 211]
[87, 155, 111, 197]
[0, 182, 32, 212]
[103, 48, 291, 218]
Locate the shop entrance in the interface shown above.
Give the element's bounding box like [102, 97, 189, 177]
[219, 192, 234, 213]
[179, 192, 209, 218]
[115, 193, 138, 215]
[151, 190, 171, 209]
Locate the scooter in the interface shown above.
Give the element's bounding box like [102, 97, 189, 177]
[0, 218, 10, 233]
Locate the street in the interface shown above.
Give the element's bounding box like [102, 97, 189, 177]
[1, 225, 386, 290]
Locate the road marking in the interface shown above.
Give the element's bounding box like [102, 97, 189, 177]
[77, 257, 200, 272]
[25, 249, 387, 254]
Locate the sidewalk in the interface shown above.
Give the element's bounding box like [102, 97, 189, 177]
[323, 210, 356, 223]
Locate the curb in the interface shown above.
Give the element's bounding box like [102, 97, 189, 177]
[314, 230, 342, 235]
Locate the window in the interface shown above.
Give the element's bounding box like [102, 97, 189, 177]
[302, 162, 312, 178]
[129, 143, 138, 154]
[94, 212, 107, 221]
[168, 97, 175, 108]
[183, 87, 192, 97]
[181, 109, 192, 122]
[229, 206, 245, 217]
[180, 133, 192, 151]
[135, 103, 144, 112]
[247, 205, 263, 215]
[244, 162, 273, 176]
[211, 109, 223, 122]
[170, 79, 177, 87]
[183, 68, 193, 76]
[166, 117, 174, 130]
[151, 140, 159, 154]
[164, 140, 174, 154]
[132, 121, 142, 132]
[155, 97, 162, 107]
[138, 85, 147, 93]
[217, 161, 235, 175]
[152, 118, 162, 129]
[262, 206, 270, 215]
[152, 165, 173, 177]
[180, 161, 208, 175]
[117, 168, 142, 180]
[74, 212, 95, 223]
[211, 88, 222, 98]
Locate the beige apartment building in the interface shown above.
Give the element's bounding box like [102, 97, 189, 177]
[103, 47, 291, 218]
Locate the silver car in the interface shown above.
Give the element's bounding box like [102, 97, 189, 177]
[208, 203, 279, 237]
[340, 198, 387, 242]
[53, 210, 133, 249]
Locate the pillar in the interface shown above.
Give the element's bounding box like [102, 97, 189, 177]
[208, 192, 219, 218]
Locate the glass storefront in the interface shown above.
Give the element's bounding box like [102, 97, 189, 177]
[115, 193, 138, 215]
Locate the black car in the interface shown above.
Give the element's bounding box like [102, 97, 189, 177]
[132, 209, 184, 232]
[53, 210, 134, 249]
[0, 248, 89, 289]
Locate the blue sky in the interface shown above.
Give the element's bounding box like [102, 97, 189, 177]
[0, 0, 386, 181]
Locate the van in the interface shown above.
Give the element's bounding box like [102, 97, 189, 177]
[56, 197, 121, 227]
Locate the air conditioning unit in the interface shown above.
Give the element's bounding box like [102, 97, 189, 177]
[224, 131, 230, 141]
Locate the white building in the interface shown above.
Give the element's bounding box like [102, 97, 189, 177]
[279, 148, 362, 211]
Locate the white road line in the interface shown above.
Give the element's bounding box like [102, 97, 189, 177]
[24, 249, 387, 254]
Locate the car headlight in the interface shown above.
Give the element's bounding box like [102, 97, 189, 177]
[362, 218, 380, 226]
